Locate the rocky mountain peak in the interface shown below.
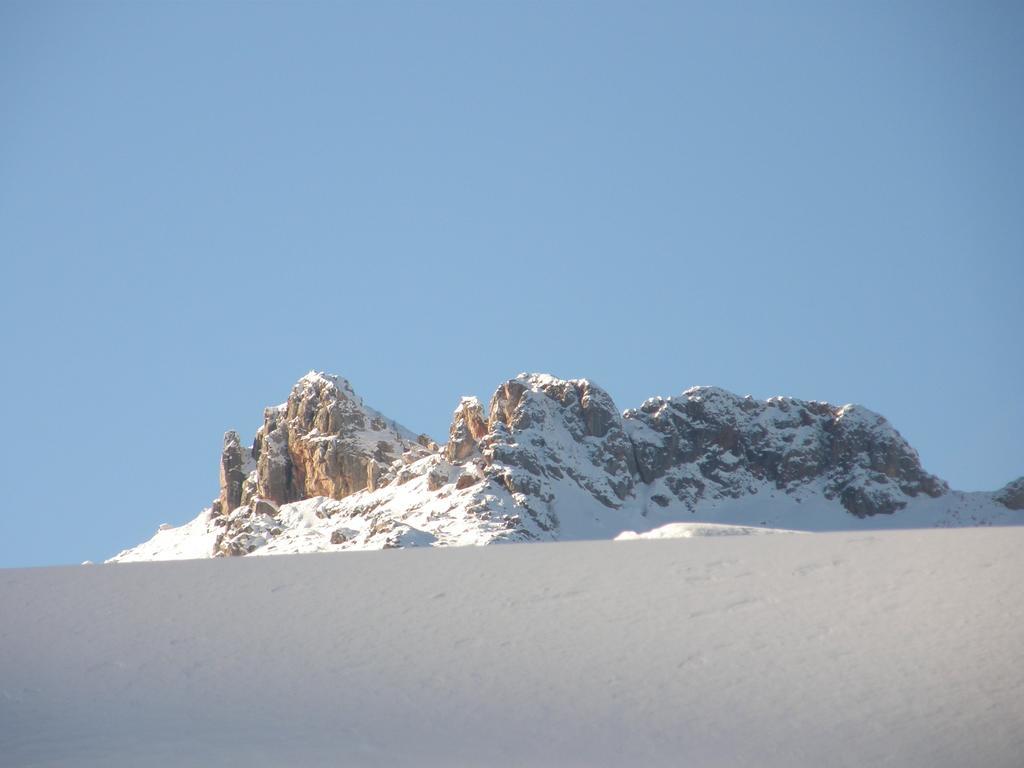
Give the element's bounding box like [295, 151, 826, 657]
[481, 373, 637, 514]
[250, 370, 420, 505]
[623, 387, 948, 516]
[204, 372, 428, 554]
[446, 396, 487, 462]
[994, 477, 1024, 510]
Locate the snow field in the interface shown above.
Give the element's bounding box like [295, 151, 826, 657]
[2, 527, 1022, 766]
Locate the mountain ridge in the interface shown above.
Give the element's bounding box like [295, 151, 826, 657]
[110, 371, 1023, 561]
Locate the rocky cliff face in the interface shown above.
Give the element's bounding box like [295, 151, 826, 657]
[204, 373, 430, 556]
[110, 371, 1024, 562]
[624, 387, 948, 517]
[994, 477, 1024, 510]
[253, 372, 425, 504]
[445, 397, 487, 462]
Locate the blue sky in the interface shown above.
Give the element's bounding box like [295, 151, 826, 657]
[1, 1, 1021, 567]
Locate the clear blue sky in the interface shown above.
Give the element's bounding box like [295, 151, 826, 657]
[1, 1, 1021, 567]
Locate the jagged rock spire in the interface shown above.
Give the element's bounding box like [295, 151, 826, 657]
[445, 397, 487, 462]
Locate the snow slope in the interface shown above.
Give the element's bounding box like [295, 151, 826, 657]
[4, 528, 1023, 767]
[614, 522, 804, 539]
[111, 483, 1023, 563]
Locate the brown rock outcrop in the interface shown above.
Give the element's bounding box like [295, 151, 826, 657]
[445, 397, 488, 461]
[217, 431, 250, 517]
[249, 372, 421, 505]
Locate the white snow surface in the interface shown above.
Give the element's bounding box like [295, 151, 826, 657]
[4, 528, 1024, 767]
[615, 522, 804, 540]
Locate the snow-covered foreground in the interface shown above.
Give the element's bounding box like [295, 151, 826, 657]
[3, 529, 1023, 767]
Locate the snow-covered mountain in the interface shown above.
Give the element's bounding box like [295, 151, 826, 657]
[111, 372, 1024, 562]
